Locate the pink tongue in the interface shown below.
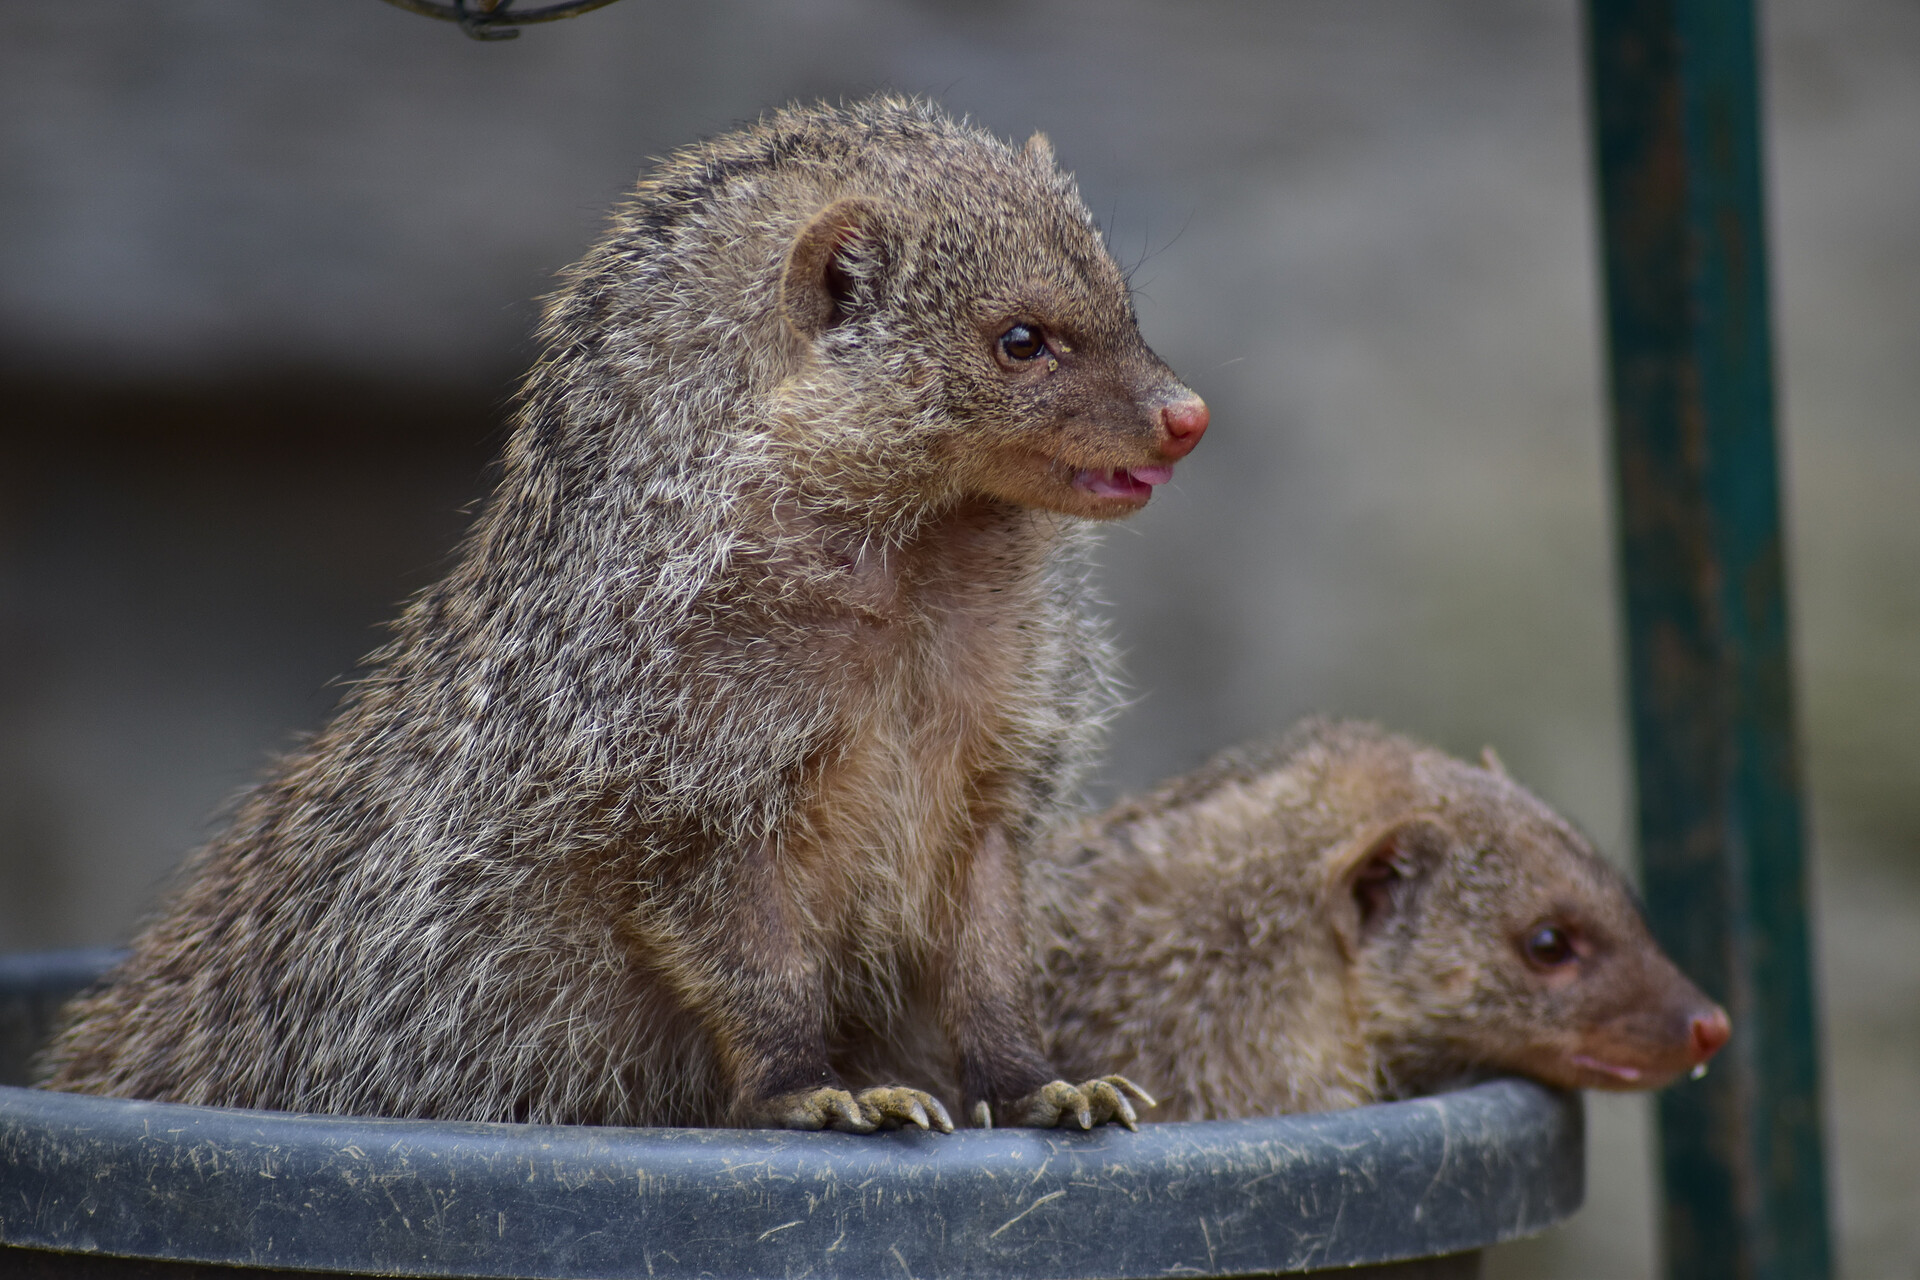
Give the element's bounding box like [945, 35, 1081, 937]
[1072, 466, 1172, 498]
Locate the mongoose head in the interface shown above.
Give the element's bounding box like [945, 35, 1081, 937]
[1319, 733, 1731, 1095]
[769, 103, 1208, 522]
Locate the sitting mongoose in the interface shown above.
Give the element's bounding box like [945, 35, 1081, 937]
[1031, 719, 1731, 1120]
[40, 97, 1204, 1133]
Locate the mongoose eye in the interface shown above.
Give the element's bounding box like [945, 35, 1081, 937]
[998, 323, 1046, 362]
[1522, 923, 1576, 968]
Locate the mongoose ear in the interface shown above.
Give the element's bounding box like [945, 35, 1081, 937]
[782, 197, 892, 341]
[1022, 131, 1056, 171]
[1326, 817, 1452, 961]
[1480, 745, 1510, 778]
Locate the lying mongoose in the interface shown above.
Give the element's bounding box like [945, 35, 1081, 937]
[1032, 719, 1730, 1120]
[41, 97, 1206, 1133]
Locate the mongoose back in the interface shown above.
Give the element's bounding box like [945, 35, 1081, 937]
[41, 97, 1207, 1132]
[1033, 719, 1729, 1120]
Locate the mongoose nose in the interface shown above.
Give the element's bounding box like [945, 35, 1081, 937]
[1158, 396, 1209, 460]
[1690, 1005, 1732, 1062]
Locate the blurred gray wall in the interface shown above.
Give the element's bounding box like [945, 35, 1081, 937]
[2, 3, 1916, 1276]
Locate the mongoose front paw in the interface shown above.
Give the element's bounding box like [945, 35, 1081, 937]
[745, 1085, 955, 1133]
[746, 1086, 876, 1132]
[853, 1086, 956, 1133]
[971, 1076, 1156, 1131]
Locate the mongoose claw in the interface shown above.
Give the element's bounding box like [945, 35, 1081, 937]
[750, 1086, 879, 1133]
[1083, 1075, 1156, 1130]
[994, 1075, 1157, 1130]
[747, 1085, 953, 1134]
[854, 1086, 956, 1133]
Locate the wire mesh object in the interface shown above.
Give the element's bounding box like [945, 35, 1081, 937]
[379, 0, 625, 41]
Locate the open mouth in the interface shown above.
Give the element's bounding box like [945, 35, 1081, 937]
[1071, 465, 1174, 501]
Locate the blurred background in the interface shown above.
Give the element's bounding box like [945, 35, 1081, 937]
[1, 2, 1914, 1275]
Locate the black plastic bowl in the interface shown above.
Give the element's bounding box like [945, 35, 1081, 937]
[0, 949, 1581, 1278]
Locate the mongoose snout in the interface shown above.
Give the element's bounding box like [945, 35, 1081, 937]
[1159, 396, 1210, 456]
[1448, 853, 1732, 1093]
[1694, 1006, 1733, 1057]
[1032, 718, 1732, 1120]
[1067, 393, 1208, 502]
[1510, 909, 1731, 1091]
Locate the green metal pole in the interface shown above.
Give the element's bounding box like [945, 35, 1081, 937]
[1582, 2, 1831, 1278]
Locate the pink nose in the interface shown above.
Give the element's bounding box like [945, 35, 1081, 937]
[1690, 1006, 1732, 1062]
[1159, 396, 1209, 460]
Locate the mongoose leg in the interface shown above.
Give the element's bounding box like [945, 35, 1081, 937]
[940, 827, 1154, 1129]
[647, 837, 846, 1130]
[679, 840, 954, 1133]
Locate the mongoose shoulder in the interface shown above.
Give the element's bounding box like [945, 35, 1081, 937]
[40, 97, 1207, 1133]
[1033, 718, 1730, 1120]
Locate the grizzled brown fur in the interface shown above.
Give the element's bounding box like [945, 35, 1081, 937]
[41, 98, 1205, 1132]
[1033, 719, 1729, 1120]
